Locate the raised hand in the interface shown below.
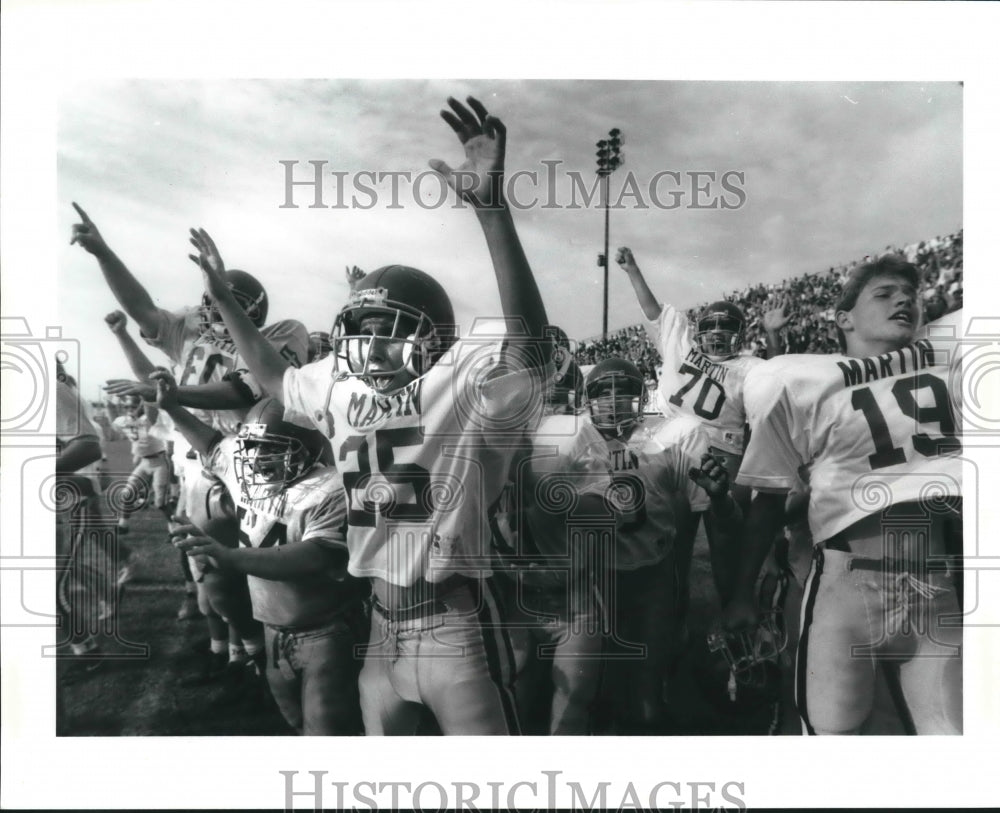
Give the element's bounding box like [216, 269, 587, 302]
[345, 265, 366, 287]
[430, 96, 506, 209]
[104, 379, 156, 402]
[688, 451, 731, 500]
[188, 227, 229, 300]
[763, 295, 793, 333]
[69, 202, 109, 256]
[149, 367, 179, 410]
[104, 310, 128, 335]
[616, 246, 639, 274]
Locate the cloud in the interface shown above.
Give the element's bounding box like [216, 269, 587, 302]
[57, 79, 961, 387]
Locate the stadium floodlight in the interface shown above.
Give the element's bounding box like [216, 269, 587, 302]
[596, 128, 625, 338]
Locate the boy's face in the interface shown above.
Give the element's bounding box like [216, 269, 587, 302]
[588, 378, 641, 435]
[349, 313, 419, 394]
[840, 273, 919, 354]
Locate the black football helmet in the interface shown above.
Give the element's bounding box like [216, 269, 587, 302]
[330, 265, 456, 390]
[694, 300, 745, 360]
[199, 269, 269, 342]
[234, 397, 327, 502]
[585, 357, 647, 435]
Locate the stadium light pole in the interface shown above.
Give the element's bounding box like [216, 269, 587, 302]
[596, 128, 624, 339]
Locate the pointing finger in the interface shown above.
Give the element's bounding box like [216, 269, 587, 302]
[71, 202, 92, 224]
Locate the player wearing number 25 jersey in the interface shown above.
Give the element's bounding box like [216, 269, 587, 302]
[735, 256, 963, 735]
[195, 96, 555, 735]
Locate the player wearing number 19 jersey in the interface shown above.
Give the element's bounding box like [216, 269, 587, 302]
[735, 256, 963, 735]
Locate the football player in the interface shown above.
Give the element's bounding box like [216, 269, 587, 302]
[71, 211, 304, 668]
[55, 362, 128, 678]
[154, 371, 368, 735]
[186, 95, 552, 735]
[106, 346, 172, 532]
[491, 355, 612, 734]
[98, 310, 266, 682]
[614, 247, 776, 658]
[583, 358, 743, 734]
[731, 255, 963, 735]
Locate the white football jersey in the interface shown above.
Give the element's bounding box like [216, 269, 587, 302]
[206, 436, 356, 627]
[647, 303, 761, 453]
[601, 416, 710, 572]
[283, 338, 549, 587]
[144, 307, 308, 435]
[737, 333, 963, 544]
[489, 413, 613, 588]
[112, 412, 166, 457]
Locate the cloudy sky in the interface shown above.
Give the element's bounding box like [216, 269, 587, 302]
[57, 79, 962, 397]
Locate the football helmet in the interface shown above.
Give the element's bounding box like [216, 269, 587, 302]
[330, 264, 456, 390]
[693, 300, 745, 360]
[585, 358, 647, 435]
[198, 269, 269, 342]
[698, 560, 792, 724]
[234, 397, 327, 502]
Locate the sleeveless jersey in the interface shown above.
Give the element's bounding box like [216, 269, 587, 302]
[737, 330, 963, 544]
[646, 302, 762, 454]
[283, 337, 550, 587]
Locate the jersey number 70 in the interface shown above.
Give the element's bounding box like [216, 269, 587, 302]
[851, 372, 961, 471]
[668, 362, 726, 420]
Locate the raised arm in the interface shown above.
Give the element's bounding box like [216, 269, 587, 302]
[188, 229, 289, 399]
[615, 247, 663, 322]
[762, 296, 792, 359]
[56, 436, 103, 475]
[149, 368, 221, 456]
[71, 203, 164, 337]
[105, 310, 157, 381]
[431, 96, 549, 362]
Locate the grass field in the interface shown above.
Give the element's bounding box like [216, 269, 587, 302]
[56, 437, 806, 737]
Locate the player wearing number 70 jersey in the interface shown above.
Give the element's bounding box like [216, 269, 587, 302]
[732, 255, 963, 735]
[186, 95, 553, 736]
[616, 246, 762, 461]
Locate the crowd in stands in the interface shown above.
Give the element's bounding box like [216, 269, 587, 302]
[576, 229, 963, 383]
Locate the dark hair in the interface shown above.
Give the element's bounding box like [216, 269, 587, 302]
[835, 255, 920, 352]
